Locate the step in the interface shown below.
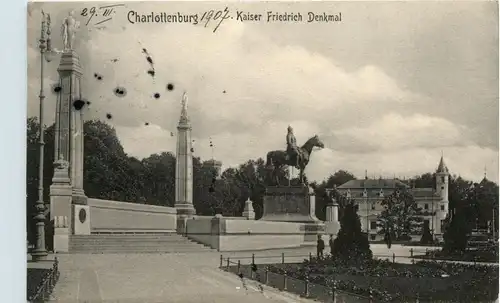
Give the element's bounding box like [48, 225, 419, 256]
[71, 235, 183, 239]
[69, 245, 212, 251]
[70, 239, 193, 243]
[69, 247, 211, 253]
[69, 242, 203, 247]
[91, 230, 176, 234]
[68, 250, 213, 254]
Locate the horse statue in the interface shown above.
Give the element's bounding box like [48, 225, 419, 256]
[265, 135, 324, 185]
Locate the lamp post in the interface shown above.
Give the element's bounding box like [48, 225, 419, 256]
[31, 12, 57, 262]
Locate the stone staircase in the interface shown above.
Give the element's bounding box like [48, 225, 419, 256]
[69, 233, 214, 254]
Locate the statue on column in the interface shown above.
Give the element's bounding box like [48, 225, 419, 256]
[61, 10, 79, 51]
[265, 125, 325, 185]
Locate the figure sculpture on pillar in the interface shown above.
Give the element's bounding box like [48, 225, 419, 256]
[61, 10, 79, 51]
[265, 125, 324, 185]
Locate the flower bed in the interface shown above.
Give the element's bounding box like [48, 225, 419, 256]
[266, 258, 499, 302]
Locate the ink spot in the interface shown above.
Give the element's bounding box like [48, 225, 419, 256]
[52, 85, 62, 93]
[86, 101, 92, 105]
[238, 273, 243, 279]
[146, 56, 153, 65]
[153, 93, 160, 99]
[113, 86, 127, 97]
[94, 73, 103, 80]
[190, 147, 194, 153]
[111, 58, 119, 63]
[147, 69, 155, 77]
[73, 99, 86, 110]
[223, 90, 226, 94]
[166, 83, 174, 91]
[106, 113, 113, 119]
[170, 132, 175, 137]
[144, 122, 149, 126]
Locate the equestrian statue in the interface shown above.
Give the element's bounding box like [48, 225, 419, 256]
[266, 125, 324, 185]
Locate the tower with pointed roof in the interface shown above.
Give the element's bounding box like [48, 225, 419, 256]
[436, 155, 449, 203]
[175, 92, 196, 224]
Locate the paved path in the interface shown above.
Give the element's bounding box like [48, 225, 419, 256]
[51, 252, 317, 303]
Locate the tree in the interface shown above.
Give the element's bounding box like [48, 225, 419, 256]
[377, 189, 423, 241]
[332, 201, 373, 263]
[420, 220, 434, 245]
[443, 207, 470, 254]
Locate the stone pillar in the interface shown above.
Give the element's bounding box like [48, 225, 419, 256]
[210, 214, 224, 251]
[175, 92, 195, 228]
[56, 50, 87, 205]
[49, 156, 72, 252]
[325, 199, 340, 238]
[242, 198, 255, 220]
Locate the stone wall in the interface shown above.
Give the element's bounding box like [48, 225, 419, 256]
[88, 199, 177, 232]
[185, 216, 214, 247]
[186, 216, 310, 251]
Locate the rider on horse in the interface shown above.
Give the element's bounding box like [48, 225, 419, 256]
[286, 125, 300, 167]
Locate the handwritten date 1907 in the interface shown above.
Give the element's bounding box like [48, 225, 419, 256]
[200, 7, 230, 33]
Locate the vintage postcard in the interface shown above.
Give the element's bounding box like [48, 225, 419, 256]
[26, 1, 498, 302]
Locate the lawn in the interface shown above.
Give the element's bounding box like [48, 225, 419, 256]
[265, 258, 499, 302]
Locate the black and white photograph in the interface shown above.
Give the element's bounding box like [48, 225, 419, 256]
[26, 1, 499, 302]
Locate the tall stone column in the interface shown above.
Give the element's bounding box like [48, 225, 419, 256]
[55, 50, 87, 205]
[175, 92, 196, 232]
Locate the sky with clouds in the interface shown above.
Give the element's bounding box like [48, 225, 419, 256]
[27, 1, 499, 183]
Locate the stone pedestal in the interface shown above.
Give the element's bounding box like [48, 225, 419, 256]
[325, 201, 340, 237]
[176, 214, 188, 234]
[53, 216, 69, 253]
[50, 157, 72, 252]
[260, 186, 321, 223]
[73, 205, 91, 235]
[260, 186, 324, 243]
[242, 198, 255, 220]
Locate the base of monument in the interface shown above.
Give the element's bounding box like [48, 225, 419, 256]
[324, 221, 341, 237]
[303, 222, 326, 243]
[175, 203, 195, 234]
[260, 185, 321, 223]
[73, 205, 91, 235]
[174, 202, 196, 217]
[71, 191, 88, 205]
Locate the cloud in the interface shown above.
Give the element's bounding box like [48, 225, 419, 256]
[27, 2, 499, 184]
[331, 113, 472, 153]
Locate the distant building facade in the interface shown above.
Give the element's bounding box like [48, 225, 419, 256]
[333, 156, 450, 241]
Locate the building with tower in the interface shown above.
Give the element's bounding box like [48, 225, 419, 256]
[332, 155, 450, 242]
[202, 159, 223, 177]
